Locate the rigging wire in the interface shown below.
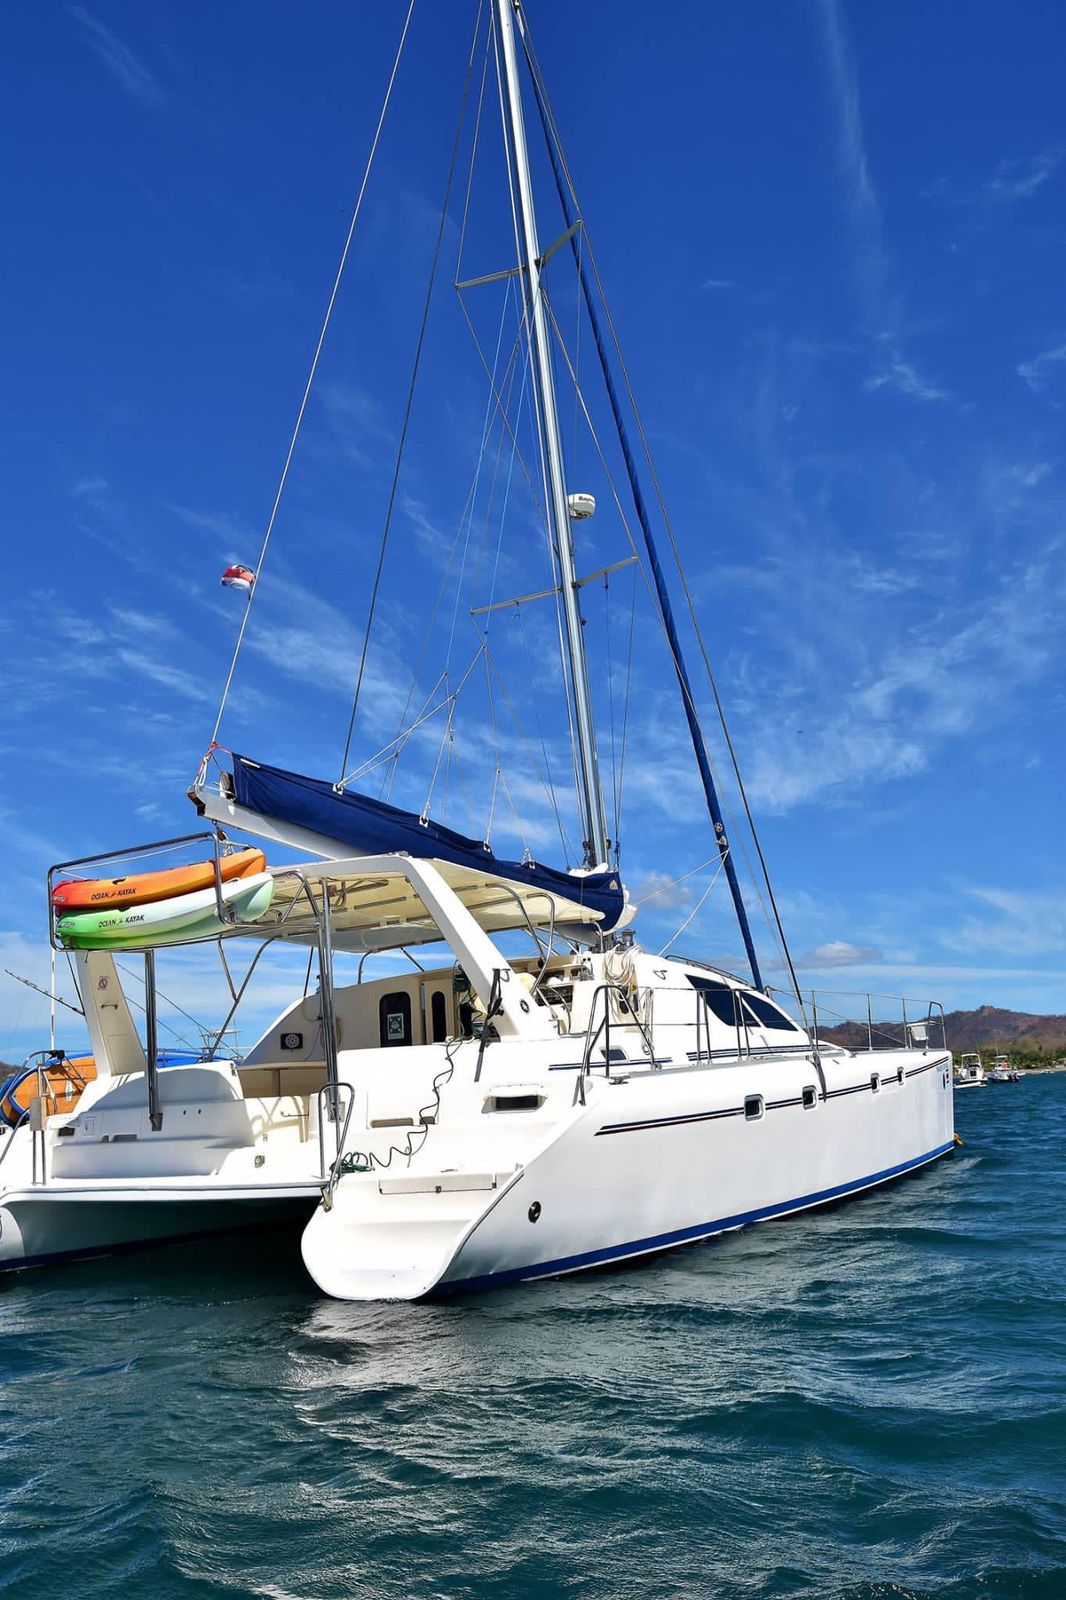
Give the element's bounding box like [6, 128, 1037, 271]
[441, 284, 516, 680]
[603, 571, 619, 858]
[479, 631, 573, 861]
[634, 853, 719, 908]
[466, 323, 524, 613]
[479, 308, 532, 631]
[338, 1, 485, 786]
[615, 560, 638, 848]
[455, 294, 544, 515]
[420, 643, 488, 819]
[476, 325, 537, 847]
[454, 4, 493, 279]
[513, 603, 571, 860]
[352, 668, 451, 785]
[517, 16, 808, 1014]
[208, 0, 417, 751]
[658, 856, 727, 957]
[376, 309, 522, 799]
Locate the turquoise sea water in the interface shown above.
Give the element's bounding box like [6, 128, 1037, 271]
[1, 1076, 1064, 1600]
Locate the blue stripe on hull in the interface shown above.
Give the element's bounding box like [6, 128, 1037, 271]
[438, 1139, 956, 1297]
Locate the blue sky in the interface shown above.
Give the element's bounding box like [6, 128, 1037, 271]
[2, 0, 1064, 1058]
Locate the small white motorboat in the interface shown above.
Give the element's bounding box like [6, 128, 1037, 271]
[953, 1053, 987, 1088]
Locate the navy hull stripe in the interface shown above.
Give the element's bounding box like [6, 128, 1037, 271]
[439, 1140, 956, 1295]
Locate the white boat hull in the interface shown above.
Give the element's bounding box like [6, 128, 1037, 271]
[0, 1063, 327, 1273]
[302, 1049, 954, 1300]
[0, 1187, 314, 1272]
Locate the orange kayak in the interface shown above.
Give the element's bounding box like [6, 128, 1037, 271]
[52, 847, 266, 912]
[0, 1055, 96, 1125]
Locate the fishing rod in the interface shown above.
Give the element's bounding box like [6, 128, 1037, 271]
[4, 968, 84, 1017]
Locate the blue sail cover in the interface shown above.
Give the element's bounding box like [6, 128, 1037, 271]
[231, 755, 625, 931]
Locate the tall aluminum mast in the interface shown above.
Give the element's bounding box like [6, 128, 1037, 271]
[494, 0, 609, 869]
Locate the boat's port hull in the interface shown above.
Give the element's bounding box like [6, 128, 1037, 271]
[0, 1190, 318, 1273]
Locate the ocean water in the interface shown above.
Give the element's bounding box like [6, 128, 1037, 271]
[1, 1077, 1064, 1600]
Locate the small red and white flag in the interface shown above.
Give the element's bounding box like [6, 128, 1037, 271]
[220, 564, 256, 594]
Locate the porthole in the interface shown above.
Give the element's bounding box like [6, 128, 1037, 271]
[744, 1095, 764, 1121]
[802, 1085, 817, 1109]
[870, 1073, 881, 1094]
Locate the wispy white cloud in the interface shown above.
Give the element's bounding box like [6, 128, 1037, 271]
[701, 278, 735, 292]
[1018, 341, 1066, 392]
[630, 871, 696, 912]
[25, 594, 215, 707]
[113, 647, 213, 703]
[843, 554, 919, 596]
[984, 145, 1064, 201]
[165, 503, 257, 554]
[110, 605, 178, 639]
[48, 603, 107, 648]
[864, 355, 948, 403]
[923, 145, 1064, 211]
[818, 0, 947, 403]
[0, 811, 67, 865]
[314, 381, 397, 468]
[942, 885, 1066, 959]
[68, 6, 165, 109]
[735, 546, 1065, 812]
[801, 939, 882, 968]
[69, 475, 111, 511]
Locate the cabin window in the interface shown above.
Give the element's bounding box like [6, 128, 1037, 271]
[379, 992, 412, 1049]
[741, 993, 801, 1032]
[430, 990, 448, 1043]
[802, 1085, 817, 1109]
[870, 1073, 881, 1094]
[744, 1095, 764, 1121]
[687, 975, 741, 1028]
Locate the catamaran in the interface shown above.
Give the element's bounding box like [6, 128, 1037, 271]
[2, 0, 955, 1295]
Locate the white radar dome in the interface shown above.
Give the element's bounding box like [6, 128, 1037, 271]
[567, 492, 596, 520]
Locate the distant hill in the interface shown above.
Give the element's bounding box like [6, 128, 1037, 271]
[822, 1004, 1066, 1059]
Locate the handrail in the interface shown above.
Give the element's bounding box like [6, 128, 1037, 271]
[319, 1082, 357, 1210]
[767, 986, 949, 1052]
[579, 982, 659, 1101]
[315, 1080, 355, 1186]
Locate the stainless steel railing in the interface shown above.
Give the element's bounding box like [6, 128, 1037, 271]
[315, 1080, 355, 1184]
[778, 989, 947, 1053]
